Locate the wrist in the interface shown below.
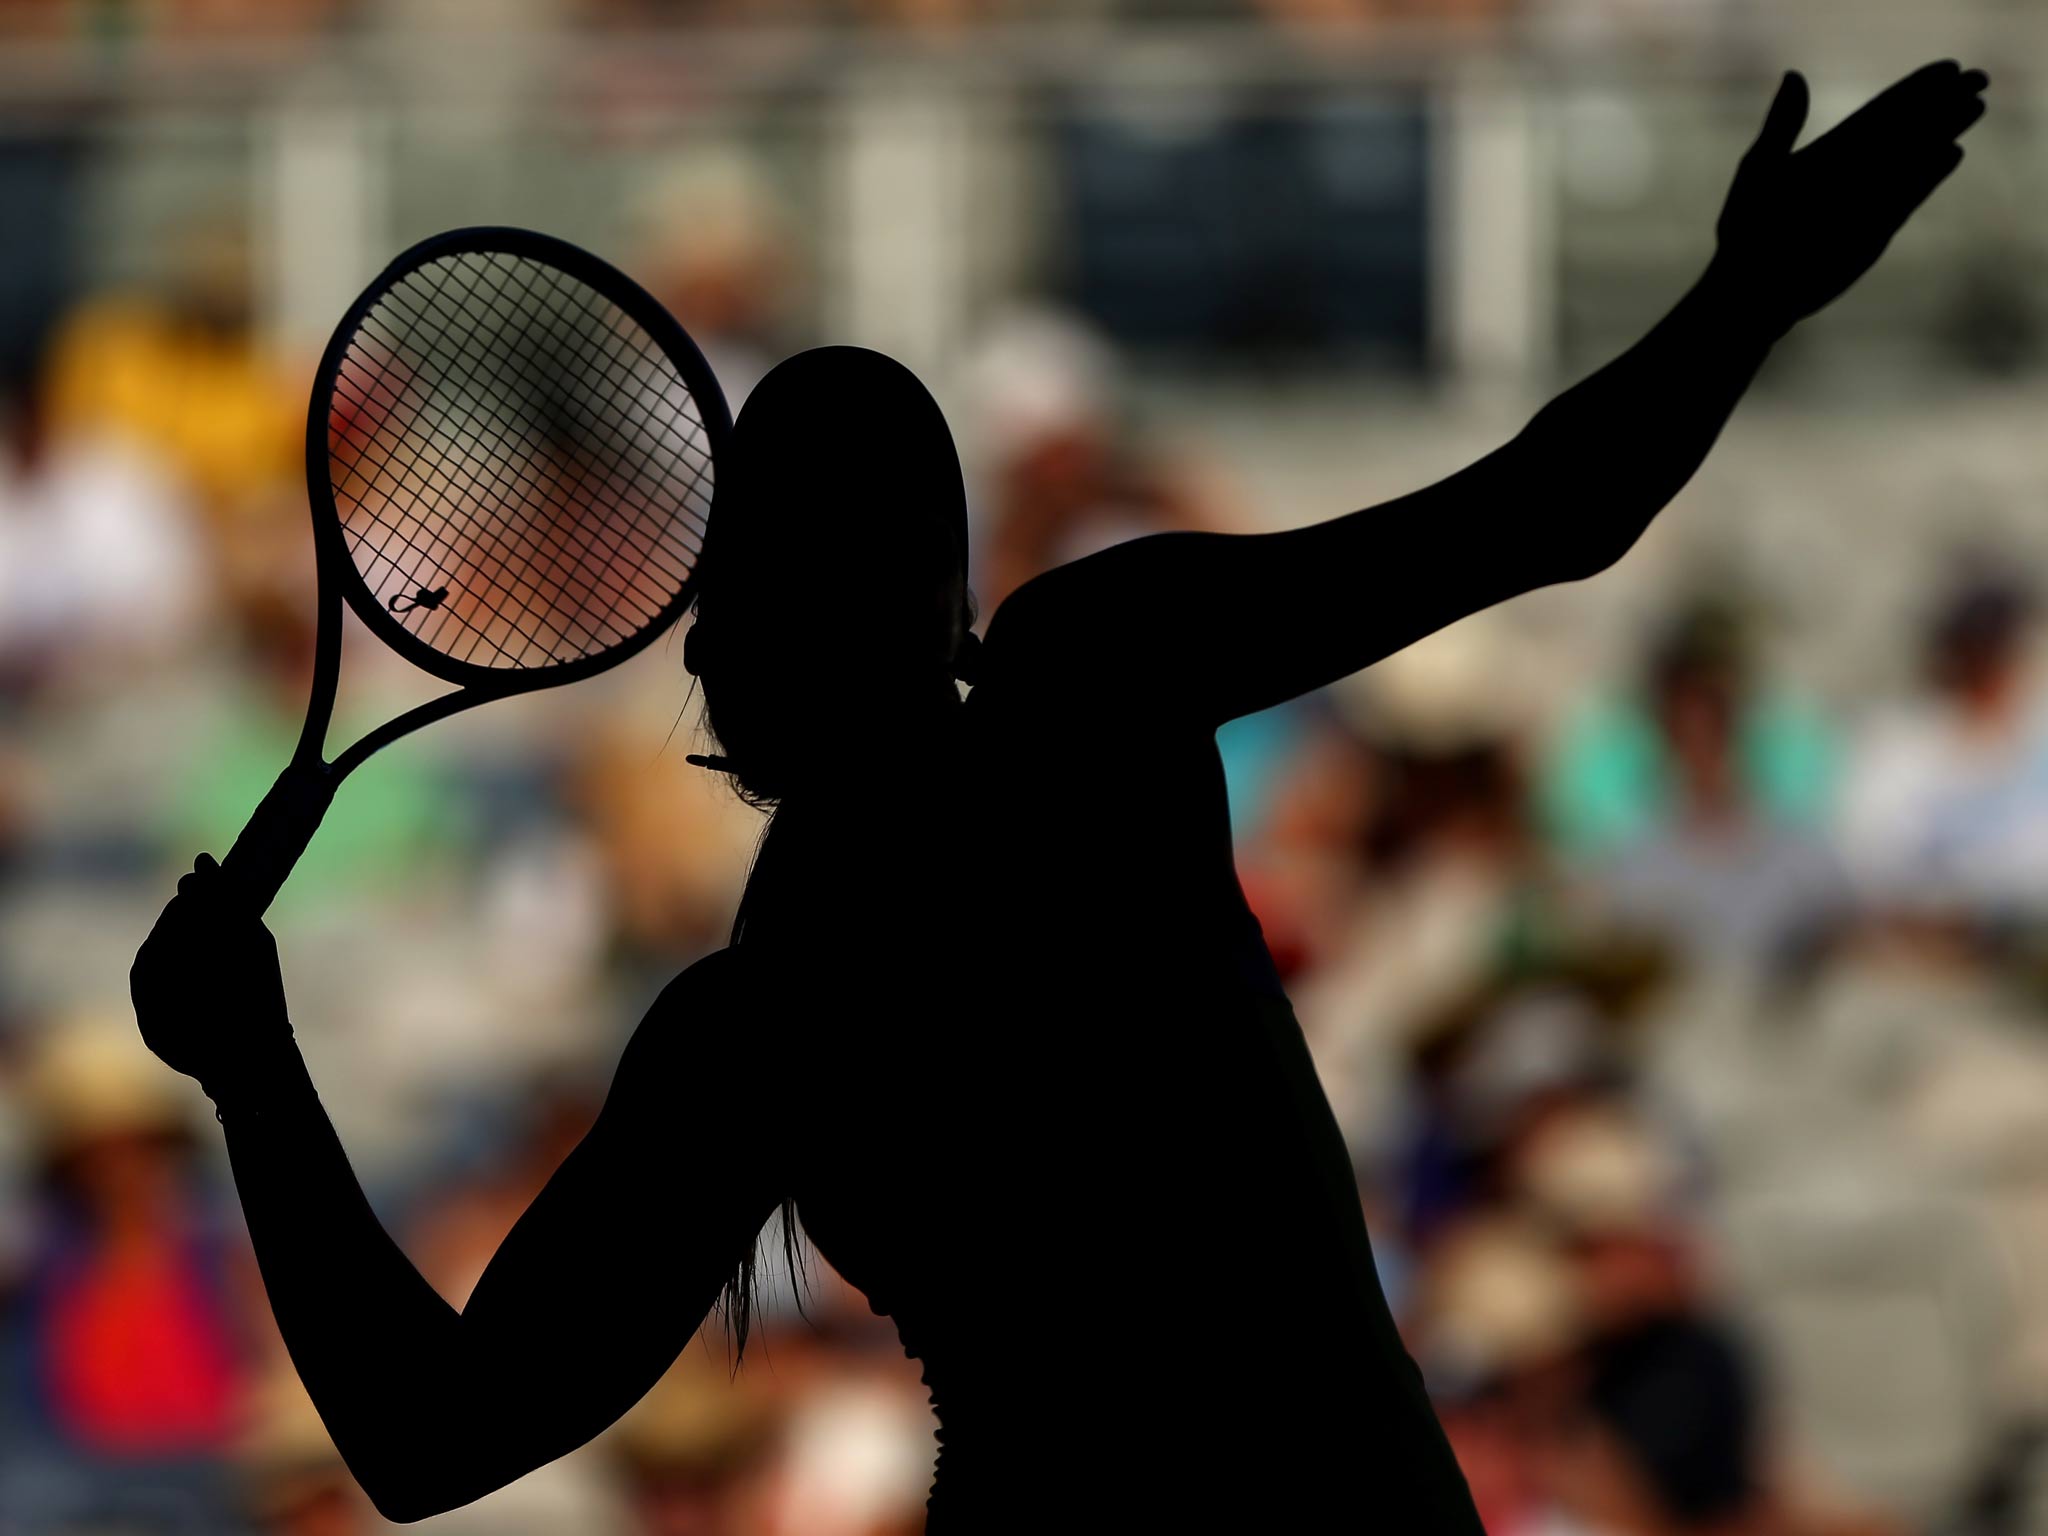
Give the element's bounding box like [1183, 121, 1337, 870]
[204, 1028, 317, 1125]
[1695, 250, 1797, 352]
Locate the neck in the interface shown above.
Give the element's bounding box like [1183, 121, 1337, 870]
[773, 689, 962, 804]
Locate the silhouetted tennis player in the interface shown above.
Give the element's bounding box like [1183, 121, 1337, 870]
[132, 61, 1985, 1531]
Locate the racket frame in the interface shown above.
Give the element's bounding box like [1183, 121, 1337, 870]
[228, 226, 731, 911]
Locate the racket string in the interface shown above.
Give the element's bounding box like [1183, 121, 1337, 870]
[330, 248, 712, 669]
[334, 333, 629, 656]
[339, 318, 649, 662]
[440, 253, 705, 646]
[366, 268, 704, 652]
[334, 359, 602, 666]
[496, 252, 718, 482]
[325, 264, 704, 667]
[354, 280, 685, 642]
[451, 253, 711, 586]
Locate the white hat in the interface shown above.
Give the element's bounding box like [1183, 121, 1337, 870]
[26, 1015, 190, 1151]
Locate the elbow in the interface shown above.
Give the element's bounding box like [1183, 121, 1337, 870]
[355, 1444, 530, 1524]
[360, 1473, 457, 1526]
[1551, 527, 1639, 587]
[1524, 547, 1610, 592]
[1558, 548, 1622, 587]
[351, 1450, 495, 1525]
[365, 1479, 498, 1526]
[328, 1378, 507, 1522]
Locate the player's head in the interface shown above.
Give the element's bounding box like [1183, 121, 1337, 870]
[685, 346, 976, 803]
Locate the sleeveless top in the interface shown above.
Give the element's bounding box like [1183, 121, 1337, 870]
[730, 631, 1484, 1532]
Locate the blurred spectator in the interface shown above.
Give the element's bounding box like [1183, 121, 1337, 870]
[17, 0, 355, 42]
[1528, 1102, 1770, 1534]
[404, 1071, 608, 1311]
[0, 1018, 255, 1534]
[1534, 0, 1746, 51]
[1837, 556, 2048, 925]
[1505, 1097, 1903, 1536]
[40, 216, 302, 603]
[633, 152, 801, 411]
[1389, 981, 1614, 1250]
[158, 0, 352, 39]
[393, 1071, 634, 1536]
[852, 0, 978, 30]
[1573, 595, 1849, 978]
[766, 1370, 938, 1536]
[237, 1363, 372, 1536]
[1254, 0, 1522, 42]
[0, 374, 207, 698]
[962, 306, 1234, 612]
[565, 715, 761, 967]
[1234, 706, 1386, 979]
[1278, 614, 1570, 1146]
[607, 1338, 788, 1536]
[1416, 1212, 1594, 1535]
[1541, 588, 1839, 867]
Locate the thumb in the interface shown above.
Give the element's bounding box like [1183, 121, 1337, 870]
[1748, 70, 1809, 161]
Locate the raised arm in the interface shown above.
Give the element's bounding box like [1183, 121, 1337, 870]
[130, 865, 778, 1523]
[985, 63, 1987, 728]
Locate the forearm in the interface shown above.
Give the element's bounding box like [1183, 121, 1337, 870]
[218, 1036, 474, 1519]
[1501, 255, 1781, 585]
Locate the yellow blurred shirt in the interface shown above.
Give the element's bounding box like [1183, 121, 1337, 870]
[42, 294, 301, 527]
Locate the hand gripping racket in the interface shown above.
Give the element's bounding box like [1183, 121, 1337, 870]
[221, 227, 730, 914]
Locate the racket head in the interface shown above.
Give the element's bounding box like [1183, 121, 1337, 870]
[310, 226, 730, 693]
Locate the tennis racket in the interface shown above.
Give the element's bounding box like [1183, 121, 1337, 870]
[221, 226, 730, 915]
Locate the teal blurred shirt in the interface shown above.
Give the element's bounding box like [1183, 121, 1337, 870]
[1539, 688, 1840, 859]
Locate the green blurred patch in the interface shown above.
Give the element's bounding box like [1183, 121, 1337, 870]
[165, 692, 469, 913]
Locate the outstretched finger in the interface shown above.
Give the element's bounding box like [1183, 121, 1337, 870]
[1817, 62, 1982, 163]
[1944, 86, 1989, 141]
[1841, 60, 1965, 135]
[1895, 59, 1966, 96]
[1882, 143, 1967, 231]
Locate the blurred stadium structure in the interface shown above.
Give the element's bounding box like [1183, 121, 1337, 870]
[4, 1, 2048, 1533]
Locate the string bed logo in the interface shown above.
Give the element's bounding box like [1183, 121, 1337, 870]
[389, 587, 451, 615]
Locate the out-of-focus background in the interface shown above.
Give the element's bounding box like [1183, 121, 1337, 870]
[0, 1, 2044, 1533]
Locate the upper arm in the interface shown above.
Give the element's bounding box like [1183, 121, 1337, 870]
[982, 441, 1553, 729]
[982, 274, 1775, 731]
[429, 948, 779, 1510]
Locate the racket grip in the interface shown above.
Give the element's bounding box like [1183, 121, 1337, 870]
[221, 762, 338, 917]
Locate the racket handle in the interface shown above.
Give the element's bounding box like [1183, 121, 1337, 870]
[222, 761, 338, 916]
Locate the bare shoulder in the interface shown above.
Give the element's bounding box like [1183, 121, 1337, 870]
[978, 563, 1073, 668]
[661, 944, 749, 997]
[619, 947, 756, 1079]
[978, 539, 1170, 702]
[593, 947, 781, 1198]
[983, 539, 1147, 644]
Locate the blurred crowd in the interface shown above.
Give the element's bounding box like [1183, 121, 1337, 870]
[0, 0, 1697, 44]
[3, 10, 2048, 1536]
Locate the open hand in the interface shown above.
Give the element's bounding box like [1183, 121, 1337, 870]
[130, 853, 294, 1104]
[1714, 61, 1988, 334]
